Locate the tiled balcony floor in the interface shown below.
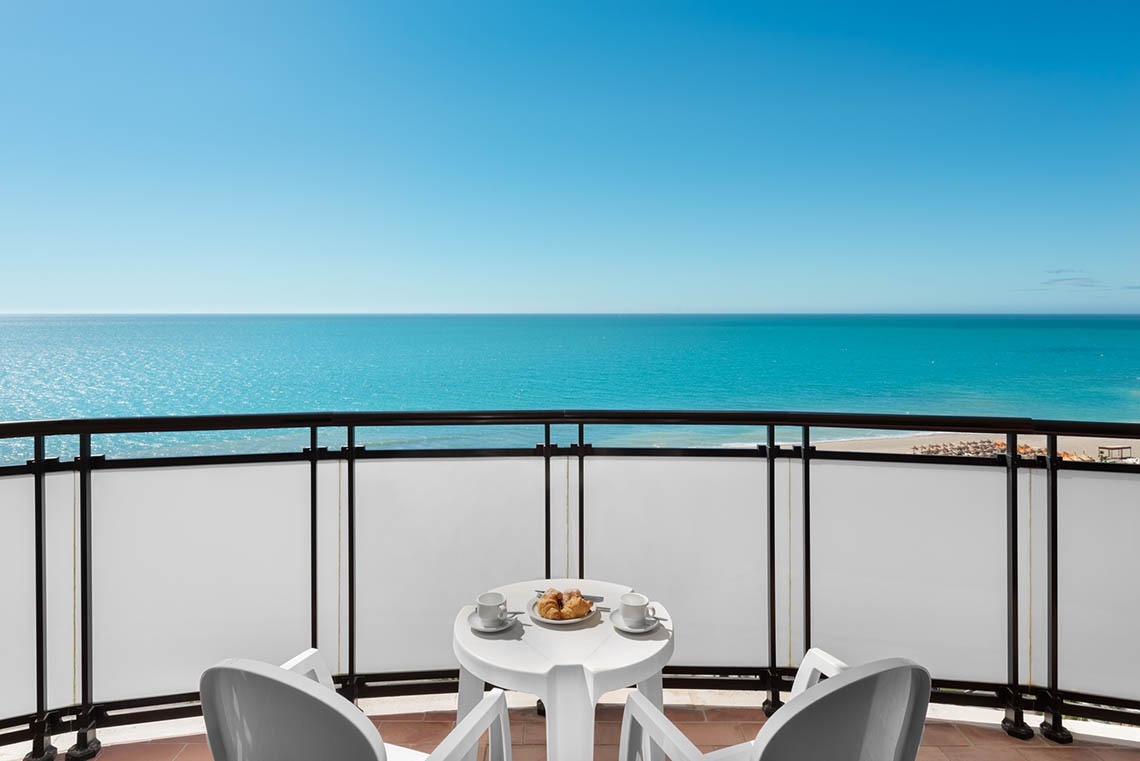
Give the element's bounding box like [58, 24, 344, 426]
[87, 705, 1140, 761]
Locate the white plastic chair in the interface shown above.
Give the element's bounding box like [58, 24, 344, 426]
[619, 648, 930, 761]
[201, 648, 512, 761]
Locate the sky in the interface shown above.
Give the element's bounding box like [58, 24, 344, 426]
[0, 1, 1138, 314]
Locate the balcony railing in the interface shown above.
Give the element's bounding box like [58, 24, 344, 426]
[1, 410, 1138, 760]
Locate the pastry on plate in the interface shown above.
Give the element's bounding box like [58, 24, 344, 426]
[536, 587, 593, 620]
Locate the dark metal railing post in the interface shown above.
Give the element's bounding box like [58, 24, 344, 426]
[28, 434, 57, 761]
[762, 425, 783, 716]
[309, 427, 319, 650]
[1002, 433, 1033, 739]
[1040, 434, 1072, 743]
[577, 424, 585, 579]
[801, 426, 812, 654]
[345, 426, 358, 702]
[543, 424, 551, 579]
[65, 435, 100, 760]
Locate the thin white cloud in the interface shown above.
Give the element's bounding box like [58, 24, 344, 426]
[1042, 277, 1108, 289]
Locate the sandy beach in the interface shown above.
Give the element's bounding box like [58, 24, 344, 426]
[816, 432, 1137, 461]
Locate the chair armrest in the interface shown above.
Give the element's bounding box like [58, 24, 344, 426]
[790, 647, 848, 697]
[280, 648, 336, 690]
[619, 691, 705, 761]
[426, 689, 512, 761]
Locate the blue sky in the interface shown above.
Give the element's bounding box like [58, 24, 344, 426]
[1, 1, 1138, 313]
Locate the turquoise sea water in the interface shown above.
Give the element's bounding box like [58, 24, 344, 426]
[1, 314, 1137, 457]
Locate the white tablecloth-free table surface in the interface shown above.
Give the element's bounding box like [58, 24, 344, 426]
[453, 578, 674, 761]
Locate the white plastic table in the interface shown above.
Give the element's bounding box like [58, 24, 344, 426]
[453, 579, 674, 761]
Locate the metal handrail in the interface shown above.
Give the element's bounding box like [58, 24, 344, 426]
[1, 408, 1139, 438]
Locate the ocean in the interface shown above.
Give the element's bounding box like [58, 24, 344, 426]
[1, 314, 1137, 459]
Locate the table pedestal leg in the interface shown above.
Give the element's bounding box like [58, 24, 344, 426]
[636, 673, 665, 761]
[457, 666, 486, 761]
[544, 666, 596, 761]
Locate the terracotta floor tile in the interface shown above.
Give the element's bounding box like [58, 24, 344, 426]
[735, 722, 763, 739]
[1092, 750, 1140, 760]
[374, 720, 455, 746]
[510, 745, 548, 761]
[376, 712, 429, 722]
[593, 722, 622, 745]
[171, 745, 215, 761]
[922, 723, 972, 747]
[523, 722, 550, 745]
[941, 748, 1029, 761]
[595, 705, 626, 723]
[674, 721, 747, 746]
[97, 744, 186, 761]
[665, 706, 707, 722]
[704, 707, 766, 723]
[954, 722, 1048, 747]
[916, 749, 950, 761]
[593, 745, 619, 761]
[424, 710, 458, 723]
[149, 734, 209, 744]
[1017, 750, 1104, 761]
[511, 706, 544, 722]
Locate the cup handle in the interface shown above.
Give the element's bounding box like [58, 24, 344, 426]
[499, 602, 508, 619]
[647, 605, 656, 620]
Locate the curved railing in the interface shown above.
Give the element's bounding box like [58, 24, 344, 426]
[1, 410, 1138, 760]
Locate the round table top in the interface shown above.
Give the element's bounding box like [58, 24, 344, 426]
[453, 578, 674, 699]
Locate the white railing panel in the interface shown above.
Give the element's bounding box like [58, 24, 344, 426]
[45, 472, 78, 710]
[1018, 468, 1049, 688]
[776, 459, 805, 668]
[0, 476, 36, 719]
[812, 461, 1006, 682]
[92, 463, 311, 701]
[316, 460, 347, 678]
[1059, 470, 1140, 700]
[355, 458, 546, 672]
[583, 457, 770, 668]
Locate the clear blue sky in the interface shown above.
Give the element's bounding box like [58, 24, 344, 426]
[1, 1, 1137, 313]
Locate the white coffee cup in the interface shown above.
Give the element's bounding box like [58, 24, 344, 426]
[619, 592, 656, 628]
[476, 591, 508, 626]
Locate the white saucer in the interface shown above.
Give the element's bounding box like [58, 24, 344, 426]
[527, 597, 600, 626]
[611, 613, 660, 634]
[468, 610, 516, 633]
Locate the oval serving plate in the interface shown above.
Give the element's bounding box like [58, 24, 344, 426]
[527, 597, 600, 627]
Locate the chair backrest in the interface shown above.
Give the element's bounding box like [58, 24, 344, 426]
[201, 658, 386, 761]
[751, 657, 931, 761]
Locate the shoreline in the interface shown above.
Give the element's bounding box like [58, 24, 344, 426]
[811, 431, 1136, 459]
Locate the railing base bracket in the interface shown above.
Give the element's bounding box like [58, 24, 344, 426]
[1040, 721, 1072, 744]
[65, 739, 101, 761]
[761, 698, 783, 717]
[1001, 717, 1034, 740]
[24, 745, 57, 761]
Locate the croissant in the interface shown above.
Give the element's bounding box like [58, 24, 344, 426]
[560, 593, 593, 619]
[537, 596, 563, 620]
[536, 587, 594, 620]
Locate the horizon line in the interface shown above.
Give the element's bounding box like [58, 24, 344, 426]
[2, 311, 1139, 318]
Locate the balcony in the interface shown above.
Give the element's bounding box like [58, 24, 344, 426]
[2, 410, 1139, 761]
